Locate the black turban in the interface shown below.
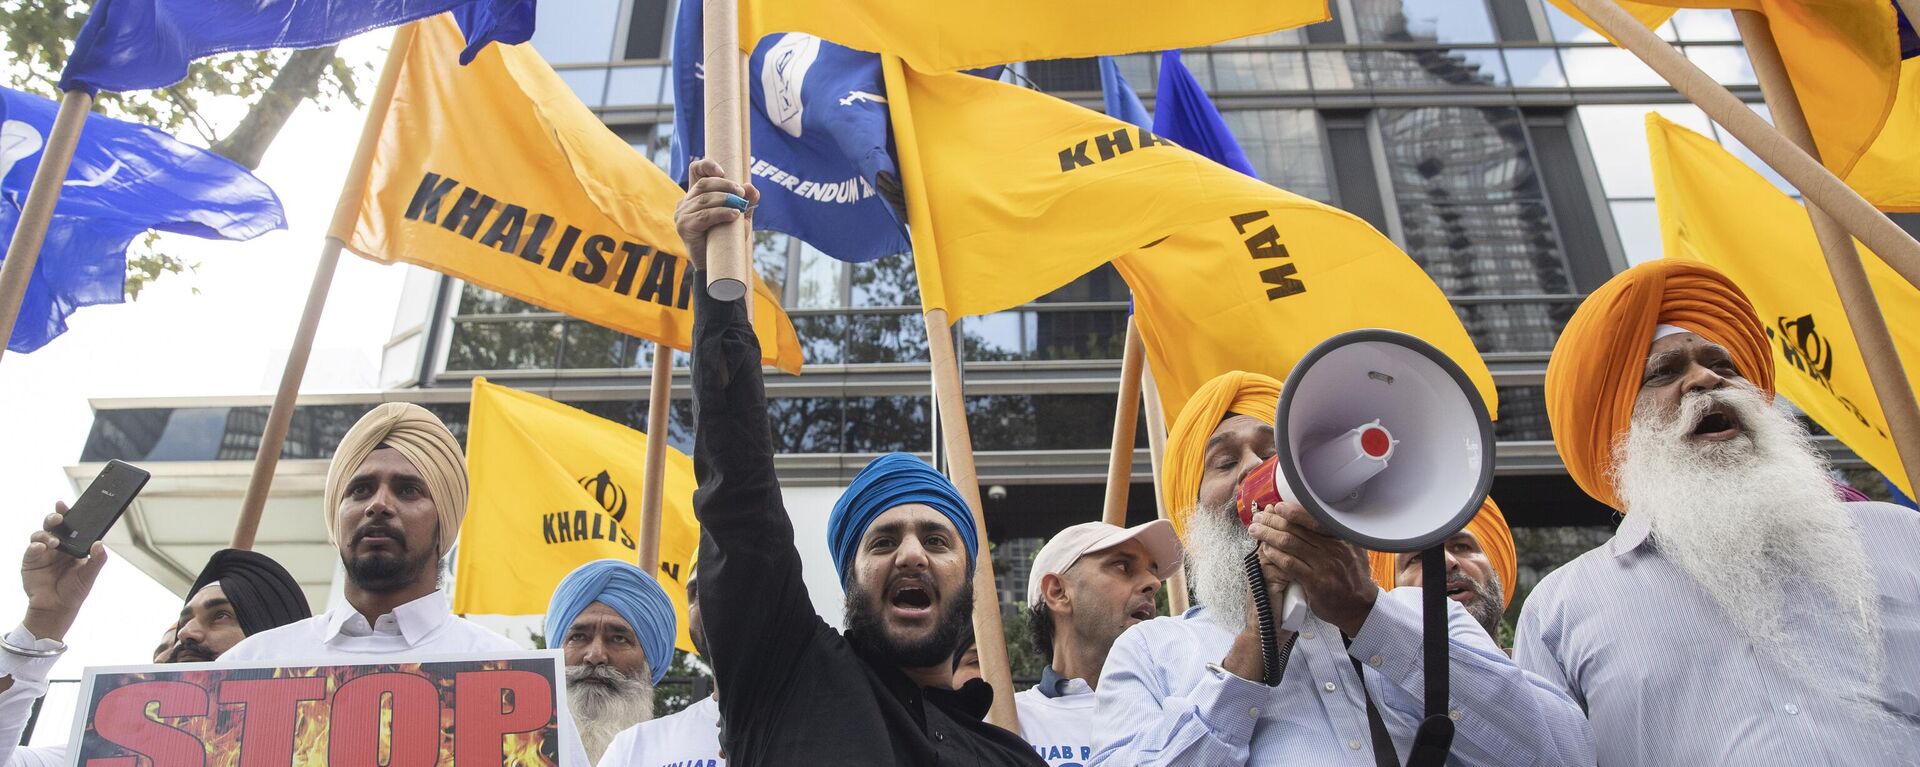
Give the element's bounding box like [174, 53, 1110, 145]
[189, 549, 312, 636]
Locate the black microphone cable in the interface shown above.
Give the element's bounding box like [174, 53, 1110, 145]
[1241, 549, 1298, 687]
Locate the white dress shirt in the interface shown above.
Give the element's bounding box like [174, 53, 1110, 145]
[0, 625, 69, 767]
[1015, 671, 1099, 767]
[1516, 501, 1920, 765]
[221, 589, 589, 766]
[598, 694, 725, 767]
[1090, 587, 1594, 766]
[220, 589, 515, 660]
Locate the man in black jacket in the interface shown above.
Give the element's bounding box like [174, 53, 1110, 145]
[677, 158, 1044, 767]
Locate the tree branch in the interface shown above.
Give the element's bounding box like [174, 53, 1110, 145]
[210, 45, 337, 170]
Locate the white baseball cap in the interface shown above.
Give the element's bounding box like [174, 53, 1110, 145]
[1026, 520, 1184, 606]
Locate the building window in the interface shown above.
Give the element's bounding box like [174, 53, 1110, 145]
[530, 0, 622, 65]
[1352, 0, 1498, 44]
[1219, 109, 1333, 203]
[1576, 103, 1788, 266]
[1379, 106, 1573, 296]
[1027, 58, 1103, 93]
[625, 0, 675, 60]
[1377, 106, 1588, 353]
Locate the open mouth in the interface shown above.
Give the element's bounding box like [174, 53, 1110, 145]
[1128, 604, 1155, 622]
[887, 580, 934, 615]
[1444, 581, 1473, 601]
[1690, 406, 1742, 441]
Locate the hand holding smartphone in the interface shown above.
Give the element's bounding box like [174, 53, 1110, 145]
[53, 459, 149, 558]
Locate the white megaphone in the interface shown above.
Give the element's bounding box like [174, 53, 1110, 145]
[1236, 329, 1495, 632]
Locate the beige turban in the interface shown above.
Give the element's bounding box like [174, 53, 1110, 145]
[325, 403, 467, 557]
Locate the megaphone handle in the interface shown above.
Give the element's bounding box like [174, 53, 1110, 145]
[1278, 582, 1308, 633]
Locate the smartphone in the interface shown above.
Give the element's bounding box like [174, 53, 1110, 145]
[54, 459, 149, 558]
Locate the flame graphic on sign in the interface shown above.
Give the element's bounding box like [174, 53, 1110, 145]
[80, 659, 558, 766]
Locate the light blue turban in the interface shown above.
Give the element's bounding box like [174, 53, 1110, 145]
[827, 453, 979, 589]
[544, 560, 676, 686]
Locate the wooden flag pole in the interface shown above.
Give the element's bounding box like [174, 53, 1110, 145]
[925, 307, 1021, 733]
[880, 52, 1016, 730]
[232, 25, 414, 549]
[637, 346, 674, 575]
[700, 0, 750, 302]
[1102, 318, 1146, 526]
[1735, 11, 1920, 495]
[0, 89, 93, 368]
[1566, 0, 1920, 292]
[1141, 362, 1188, 614]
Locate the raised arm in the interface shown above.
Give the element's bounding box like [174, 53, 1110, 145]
[0, 506, 107, 767]
[680, 159, 822, 711]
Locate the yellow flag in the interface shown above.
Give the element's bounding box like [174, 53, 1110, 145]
[1845, 57, 1920, 212]
[334, 16, 803, 373]
[880, 57, 1494, 420]
[741, 1, 1328, 74]
[1549, 0, 1905, 205]
[1647, 113, 1915, 496]
[455, 378, 701, 653]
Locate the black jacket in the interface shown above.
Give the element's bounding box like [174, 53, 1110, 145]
[690, 278, 1046, 767]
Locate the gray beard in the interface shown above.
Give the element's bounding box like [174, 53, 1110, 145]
[1185, 500, 1256, 634]
[1615, 382, 1890, 719]
[567, 663, 655, 763]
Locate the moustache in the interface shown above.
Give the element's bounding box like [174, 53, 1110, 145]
[167, 638, 217, 663]
[351, 523, 407, 550]
[567, 663, 640, 688]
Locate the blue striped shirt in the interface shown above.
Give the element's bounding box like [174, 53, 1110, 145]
[1515, 501, 1920, 766]
[1090, 587, 1595, 765]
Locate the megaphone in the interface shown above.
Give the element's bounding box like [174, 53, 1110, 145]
[1236, 329, 1495, 632]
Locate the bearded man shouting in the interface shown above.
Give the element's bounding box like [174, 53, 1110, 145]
[1519, 259, 1920, 764]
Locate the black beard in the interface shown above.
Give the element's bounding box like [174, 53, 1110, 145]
[344, 522, 438, 594]
[844, 577, 974, 671]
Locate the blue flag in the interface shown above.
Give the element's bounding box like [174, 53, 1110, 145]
[0, 87, 285, 352]
[60, 0, 535, 93]
[1153, 51, 1258, 179]
[670, 2, 909, 264]
[1099, 57, 1153, 130]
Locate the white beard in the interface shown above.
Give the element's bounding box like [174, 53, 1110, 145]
[1614, 382, 1891, 723]
[1185, 500, 1257, 634]
[567, 663, 655, 763]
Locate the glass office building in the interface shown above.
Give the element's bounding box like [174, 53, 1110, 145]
[78, 0, 1905, 616]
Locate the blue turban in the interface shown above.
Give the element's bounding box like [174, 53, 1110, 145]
[544, 560, 676, 686]
[827, 453, 978, 589]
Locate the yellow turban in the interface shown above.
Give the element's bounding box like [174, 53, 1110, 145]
[1367, 497, 1515, 609]
[1163, 371, 1281, 541]
[325, 403, 468, 557]
[1545, 260, 1773, 511]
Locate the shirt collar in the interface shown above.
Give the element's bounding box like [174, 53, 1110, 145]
[1609, 512, 1652, 558]
[323, 590, 452, 645]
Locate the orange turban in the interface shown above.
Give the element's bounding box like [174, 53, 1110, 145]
[1545, 260, 1773, 511]
[1367, 497, 1515, 609]
[1162, 371, 1281, 541]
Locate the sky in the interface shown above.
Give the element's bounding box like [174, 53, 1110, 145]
[0, 38, 405, 744]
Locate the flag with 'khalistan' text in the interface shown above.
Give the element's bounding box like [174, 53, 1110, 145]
[881, 58, 1494, 420]
[1648, 113, 1915, 496]
[456, 378, 700, 652]
[333, 15, 802, 373]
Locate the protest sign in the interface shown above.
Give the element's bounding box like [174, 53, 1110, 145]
[68, 652, 569, 766]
